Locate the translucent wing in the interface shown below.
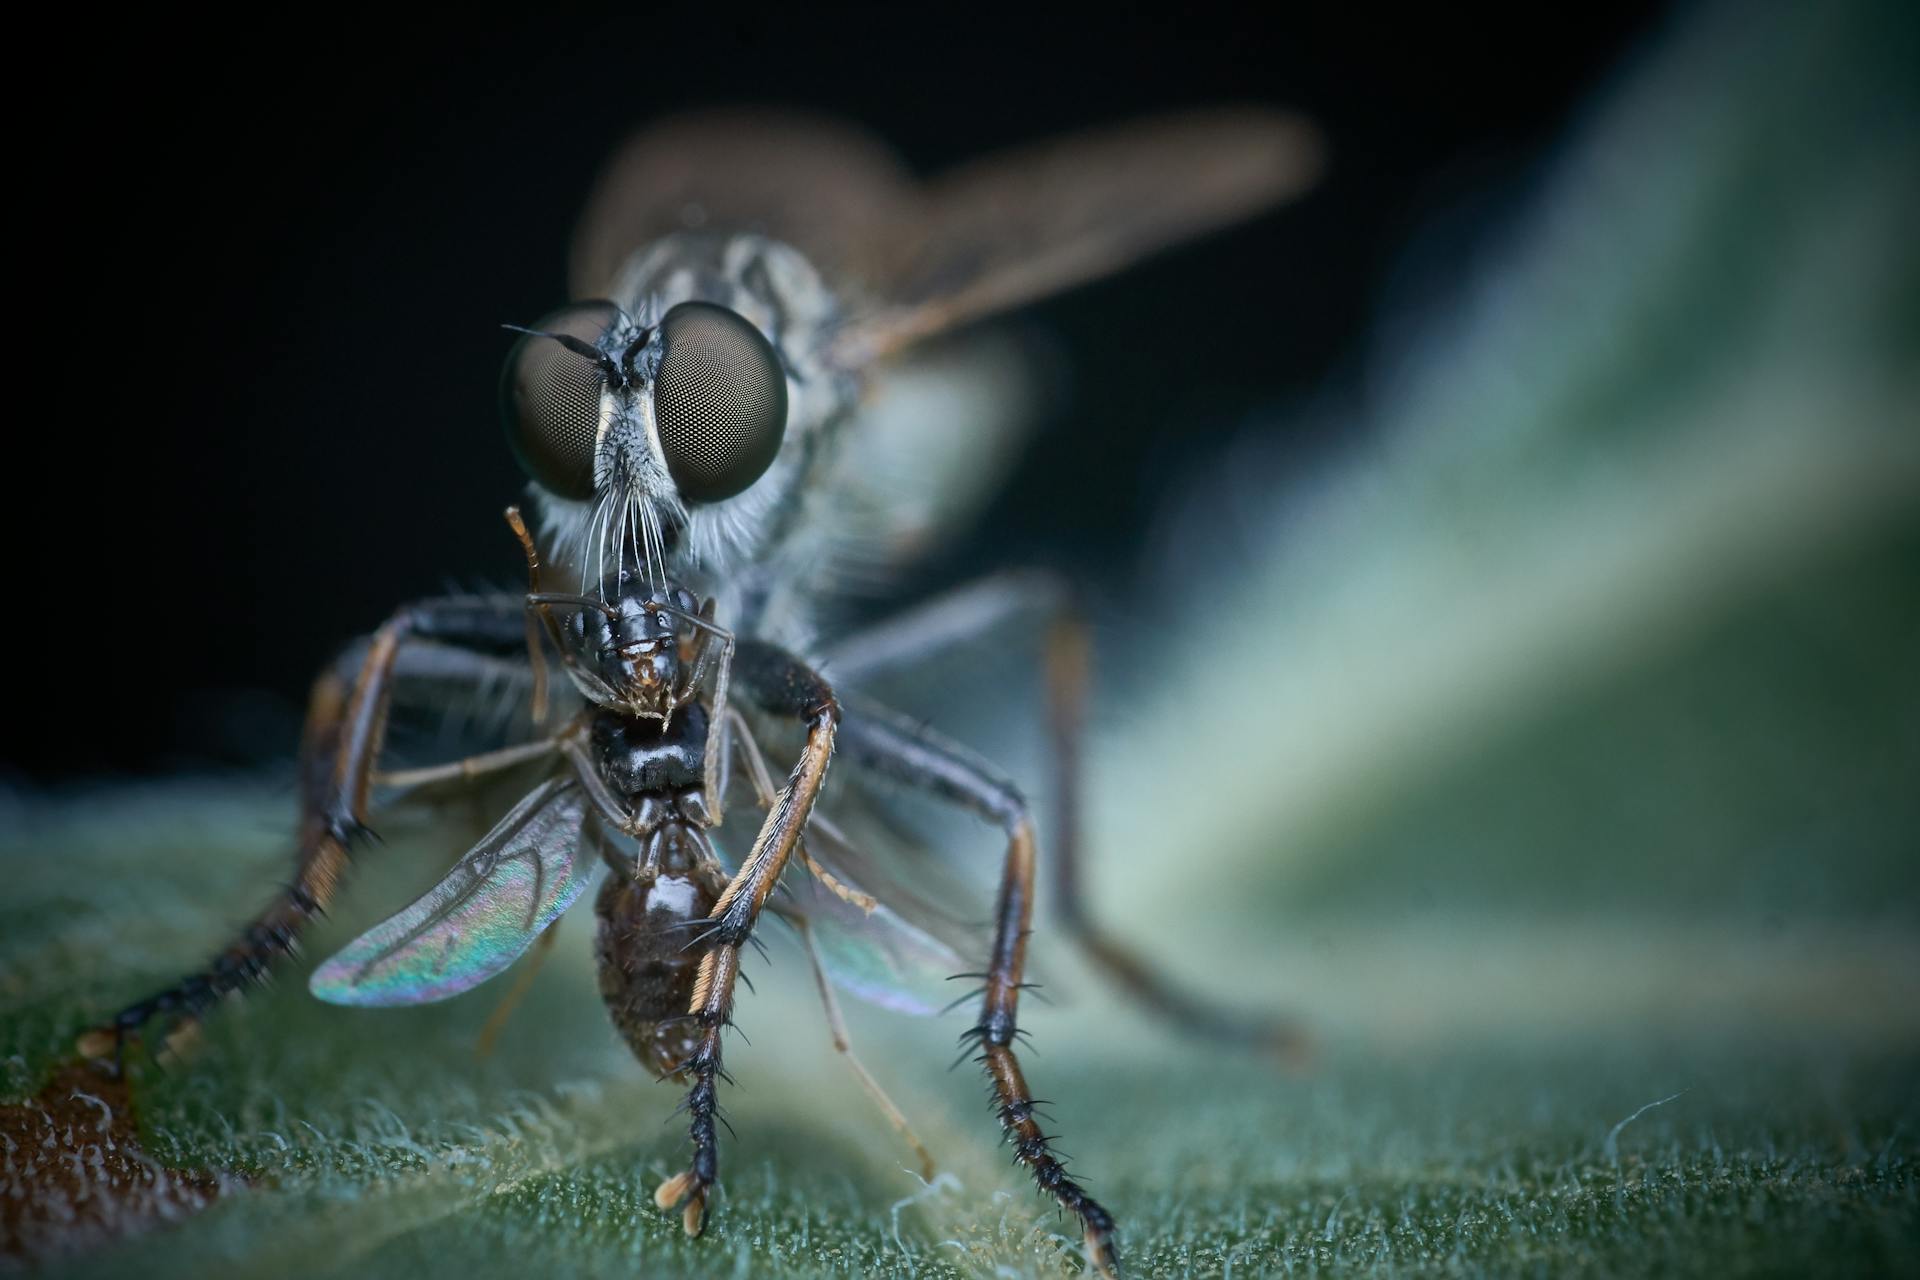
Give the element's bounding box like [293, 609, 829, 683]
[569, 107, 1323, 358]
[568, 109, 919, 304]
[783, 800, 988, 1017]
[568, 109, 1320, 585]
[836, 108, 1325, 361]
[309, 777, 592, 1007]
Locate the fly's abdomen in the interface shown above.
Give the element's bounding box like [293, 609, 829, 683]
[594, 852, 718, 1080]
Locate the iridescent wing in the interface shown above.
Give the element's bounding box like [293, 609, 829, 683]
[781, 796, 990, 1017]
[309, 777, 593, 1007]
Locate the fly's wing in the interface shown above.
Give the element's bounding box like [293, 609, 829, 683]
[568, 110, 1320, 585]
[568, 109, 919, 304]
[309, 778, 592, 1007]
[571, 107, 1321, 349]
[833, 108, 1324, 363]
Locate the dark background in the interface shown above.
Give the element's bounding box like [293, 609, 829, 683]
[20, 4, 1668, 779]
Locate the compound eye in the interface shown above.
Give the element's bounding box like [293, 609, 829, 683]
[653, 302, 788, 503]
[501, 301, 619, 500]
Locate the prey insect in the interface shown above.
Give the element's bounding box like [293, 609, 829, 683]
[83, 108, 1322, 1277]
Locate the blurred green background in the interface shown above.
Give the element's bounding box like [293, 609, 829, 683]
[4, 2, 1916, 1276]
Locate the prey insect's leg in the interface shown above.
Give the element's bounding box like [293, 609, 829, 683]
[655, 642, 839, 1237]
[728, 711, 926, 1175]
[793, 914, 938, 1182]
[836, 697, 1119, 1279]
[833, 570, 1303, 1056]
[475, 920, 561, 1058]
[80, 596, 534, 1063]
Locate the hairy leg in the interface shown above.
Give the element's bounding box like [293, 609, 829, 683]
[654, 641, 839, 1236]
[836, 696, 1119, 1279]
[80, 595, 535, 1064]
[831, 570, 1304, 1057]
[727, 710, 933, 1178]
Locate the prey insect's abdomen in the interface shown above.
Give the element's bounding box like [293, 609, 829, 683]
[595, 853, 718, 1080]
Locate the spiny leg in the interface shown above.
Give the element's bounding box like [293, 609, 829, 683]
[655, 641, 840, 1236]
[79, 596, 534, 1065]
[836, 697, 1118, 1278]
[725, 707, 871, 911]
[832, 569, 1303, 1058]
[728, 710, 933, 1179]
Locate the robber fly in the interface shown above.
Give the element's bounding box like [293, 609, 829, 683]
[83, 108, 1322, 1277]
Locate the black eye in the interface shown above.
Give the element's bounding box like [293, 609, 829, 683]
[653, 302, 788, 503]
[501, 301, 619, 500]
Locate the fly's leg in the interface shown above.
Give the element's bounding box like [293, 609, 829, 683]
[79, 596, 535, 1066]
[729, 710, 933, 1179]
[725, 707, 872, 910]
[1045, 616, 1306, 1060]
[821, 569, 1067, 681]
[837, 697, 1119, 1280]
[831, 570, 1304, 1058]
[654, 642, 839, 1237]
[373, 738, 559, 791]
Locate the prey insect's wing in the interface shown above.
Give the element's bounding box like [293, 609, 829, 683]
[780, 789, 992, 1017]
[309, 777, 593, 1007]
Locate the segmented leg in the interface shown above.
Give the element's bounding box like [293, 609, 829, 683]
[836, 697, 1118, 1278]
[831, 570, 1303, 1057]
[79, 596, 532, 1064]
[373, 737, 558, 791]
[821, 569, 1066, 682]
[793, 916, 938, 1182]
[728, 709, 933, 1179]
[655, 641, 839, 1236]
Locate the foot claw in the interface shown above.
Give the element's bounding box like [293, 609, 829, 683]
[681, 1190, 707, 1237]
[653, 1168, 697, 1212]
[654, 1169, 708, 1236]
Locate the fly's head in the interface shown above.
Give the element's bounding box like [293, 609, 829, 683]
[500, 232, 849, 598]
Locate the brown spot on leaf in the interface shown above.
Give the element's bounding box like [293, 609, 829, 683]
[0, 1059, 229, 1263]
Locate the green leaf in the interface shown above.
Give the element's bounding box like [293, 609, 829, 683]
[7, 2, 1918, 1276]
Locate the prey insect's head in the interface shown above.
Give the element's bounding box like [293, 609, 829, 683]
[500, 298, 789, 590]
[571, 577, 709, 717]
[508, 506, 728, 723]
